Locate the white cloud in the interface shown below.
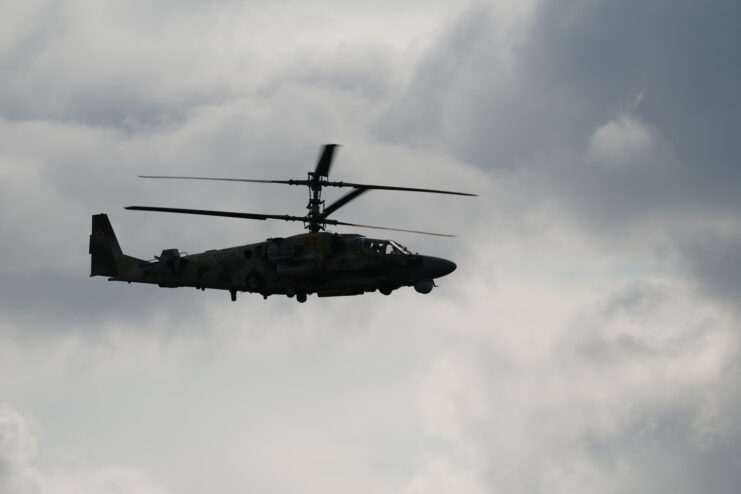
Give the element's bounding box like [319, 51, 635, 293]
[0, 405, 169, 494]
[46, 468, 170, 494]
[0, 405, 44, 494]
[585, 114, 657, 168]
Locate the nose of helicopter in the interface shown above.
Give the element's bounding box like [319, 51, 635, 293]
[423, 256, 457, 278]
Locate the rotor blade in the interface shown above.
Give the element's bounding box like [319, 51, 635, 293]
[125, 206, 306, 223]
[326, 219, 455, 237]
[314, 144, 339, 178]
[321, 187, 368, 219]
[138, 176, 308, 186]
[322, 180, 476, 196]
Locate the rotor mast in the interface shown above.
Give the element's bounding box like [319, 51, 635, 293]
[306, 171, 324, 233]
[304, 143, 338, 233]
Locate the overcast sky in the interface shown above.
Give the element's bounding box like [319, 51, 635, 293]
[2, 1, 740, 493]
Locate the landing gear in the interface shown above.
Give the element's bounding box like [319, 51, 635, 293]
[379, 287, 393, 296]
[230, 289, 237, 302]
[296, 292, 307, 303]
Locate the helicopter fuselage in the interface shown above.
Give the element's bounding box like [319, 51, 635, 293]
[90, 214, 456, 302]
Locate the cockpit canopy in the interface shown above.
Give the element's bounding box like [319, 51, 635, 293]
[361, 238, 412, 255]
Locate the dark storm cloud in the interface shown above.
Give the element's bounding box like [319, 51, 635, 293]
[379, 0, 741, 214]
[377, 0, 741, 307]
[522, 0, 741, 210]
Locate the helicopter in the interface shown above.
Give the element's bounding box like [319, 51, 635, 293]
[89, 144, 475, 303]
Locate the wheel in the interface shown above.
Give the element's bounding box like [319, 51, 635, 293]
[379, 287, 393, 296]
[246, 272, 264, 292]
[296, 292, 307, 303]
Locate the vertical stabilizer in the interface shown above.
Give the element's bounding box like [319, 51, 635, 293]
[89, 214, 124, 277]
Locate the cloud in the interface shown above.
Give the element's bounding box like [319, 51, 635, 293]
[379, 0, 741, 306]
[412, 273, 741, 493]
[677, 231, 741, 309]
[0, 405, 169, 494]
[0, 405, 43, 494]
[379, 0, 741, 227]
[1, 1, 741, 494]
[585, 114, 657, 168]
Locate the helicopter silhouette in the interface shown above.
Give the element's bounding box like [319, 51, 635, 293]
[90, 144, 475, 303]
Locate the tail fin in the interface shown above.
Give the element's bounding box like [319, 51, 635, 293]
[89, 214, 125, 277]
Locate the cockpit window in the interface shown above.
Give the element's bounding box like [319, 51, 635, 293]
[389, 240, 412, 255]
[362, 239, 411, 255]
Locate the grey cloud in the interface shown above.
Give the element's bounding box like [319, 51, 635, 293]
[0, 271, 210, 330]
[2, 2, 741, 494]
[678, 233, 741, 308]
[0, 2, 235, 128]
[579, 410, 741, 494]
[603, 281, 670, 318]
[375, 0, 741, 306]
[425, 280, 741, 494]
[0, 2, 401, 131]
[379, 0, 741, 213]
[523, 0, 741, 197]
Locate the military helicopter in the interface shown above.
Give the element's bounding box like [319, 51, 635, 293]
[89, 144, 475, 303]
